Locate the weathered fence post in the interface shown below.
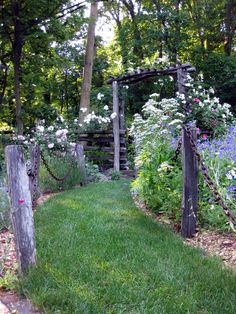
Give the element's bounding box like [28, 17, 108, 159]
[75, 144, 86, 185]
[5, 145, 36, 274]
[177, 66, 187, 95]
[181, 128, 198, 238]
[112, 80, 120, 171]
[29, 145, 40, 207]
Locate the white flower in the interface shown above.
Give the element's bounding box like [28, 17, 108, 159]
[110, 112, 117, 120]
[150, 93, 160, 98]
[37, 125, 44, 133]
[169, 119, 183, 126]
[103, 105, 109, 111]
[80, 107, 87, 113]
[209, 87, 215, 94]
[59, 116, 64, 122]
[48, 126, 54, 131]
[97, 93, 104, 100]
[17, 135, 25, 140]
[48, 143, 54, 149]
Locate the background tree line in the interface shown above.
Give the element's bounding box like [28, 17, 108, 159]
[0, 0, 235, 133]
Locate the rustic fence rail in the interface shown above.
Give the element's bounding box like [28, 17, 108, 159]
[78, 129, 128, 170]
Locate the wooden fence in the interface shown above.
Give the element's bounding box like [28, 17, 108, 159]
[78, 129, 128, 170]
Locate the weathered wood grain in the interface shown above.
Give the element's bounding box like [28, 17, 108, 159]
[181, 128, 198, 238]
[112, 81, 120, 171]
[5, 145, 36, 274]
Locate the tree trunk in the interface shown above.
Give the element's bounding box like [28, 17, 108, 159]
[224, 0, 236, 56]
[12, 2, 24, 135]
[78, 1, 98, 126]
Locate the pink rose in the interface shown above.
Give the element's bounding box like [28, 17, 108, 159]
[193, 98, 200, 103]
[202, 134, 208, 140]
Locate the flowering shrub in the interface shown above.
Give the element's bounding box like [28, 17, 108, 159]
[130, 90, 236, 231]
[176, 75, 233, 134]
[197, 126, 236, 230]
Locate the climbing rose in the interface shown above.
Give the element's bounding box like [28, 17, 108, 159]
[48, 143, 54, 149]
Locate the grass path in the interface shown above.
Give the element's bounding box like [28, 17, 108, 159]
[20, 180, 236, 313]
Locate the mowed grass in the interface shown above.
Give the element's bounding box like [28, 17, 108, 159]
[20, 180, 236, 313]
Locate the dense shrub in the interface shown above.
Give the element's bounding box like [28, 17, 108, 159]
[130, 88, 236, 232]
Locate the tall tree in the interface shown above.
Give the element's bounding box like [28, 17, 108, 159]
[78, 1, 98, 125]
[0, 0, 85, 134]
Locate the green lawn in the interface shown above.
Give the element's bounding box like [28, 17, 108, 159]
[20, 180, 236, 314]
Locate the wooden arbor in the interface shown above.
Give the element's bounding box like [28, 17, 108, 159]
[108, 63, 199, 238]
[107, 62, 195, 171]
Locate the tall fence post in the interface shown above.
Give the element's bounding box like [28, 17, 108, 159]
[181, 128, 198, 238]
[75, 143, 86, 185]
[29, 144, 40, 207]
[5, 145, 36, 274]
[112, 80, 120, 171]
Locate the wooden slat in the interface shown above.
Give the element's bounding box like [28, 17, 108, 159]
[84, 146, 126, 153]
[79, 136, 125, 144]
[107, 63, 195, 85]
[79, 129, 126, 135]
[87, 155, 127, 162]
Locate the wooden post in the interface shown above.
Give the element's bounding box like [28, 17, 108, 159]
[177, 66, 187, 96]
[119, 92, 125, 130]
[5, 145, 36, 274]
[29, 145, 40, 204]
[181, 128, 198, 238]
[75, 144, 86, 185]
[112, 81, 120, 171]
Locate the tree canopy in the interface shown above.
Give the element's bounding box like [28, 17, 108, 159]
[0, 0, 235, 132]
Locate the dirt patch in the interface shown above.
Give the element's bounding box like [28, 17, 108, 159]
[0, 291, 40, 314]
[184, 231, 236, 267]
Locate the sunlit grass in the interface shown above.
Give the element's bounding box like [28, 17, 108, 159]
[19, 180, 236, 313]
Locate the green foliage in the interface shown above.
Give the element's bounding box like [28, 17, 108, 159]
[85, 161, 108, 183]
[131, 139, 182, 222]
[194, 52, 236, 111]
[131, 91, 236, 232]
[108, 169, 121, 180]
[19, 181, 236, 313]
[39, 152, 84, 193]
